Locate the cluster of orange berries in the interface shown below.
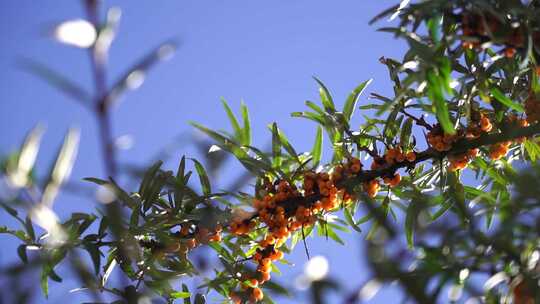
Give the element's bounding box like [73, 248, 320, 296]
[487, 114, 531, 160]
[426, 110, 534, 169]
[227, 156, 374, 302]
[362, 147, 416, 196]
[426, 114, 493, 170]
[447, 148, 479, 172]
[383, 147, 417, 165]
[230, 218, 257, 236]
[427, 131, 458, 152]
[228, 252, 273, 303]
[488, 141, 512, 161]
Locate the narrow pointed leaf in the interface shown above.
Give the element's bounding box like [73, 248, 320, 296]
[343, 79, 372, 122]
[427, 70, 455, 134]
[311, 126, 323, 167]
[107, 40, 177, 108]
[221, 98, 242, 141]
[313, 76, 335, 113]
[18, 58, 91, 106]
[190, 158, 211, 196]
[271, 122, 282, 168]
[491, 87, 525, 113]
[43, 128, 80, 206]
[241, 101, 251, 146]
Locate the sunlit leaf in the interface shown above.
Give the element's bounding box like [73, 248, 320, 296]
[42, 128, 80, 206]
[311, 126, 323, 167]
[490, 87, 525, 113]
[343, 79, 372, 123]
[191, 158, 211, 196]
[313, 76, 335, 114]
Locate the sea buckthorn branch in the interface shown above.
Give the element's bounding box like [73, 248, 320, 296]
[134, 114, 540, 302]
[220, 116, 540, 302]
[343, 121, 540, 188]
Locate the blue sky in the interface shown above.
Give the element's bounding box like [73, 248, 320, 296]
[1, 1, 408, 303]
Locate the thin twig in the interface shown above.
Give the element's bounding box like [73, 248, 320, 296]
[400, 109, 433, 130]
[85, 0, 117, 178]
[301, 224, 311, 260]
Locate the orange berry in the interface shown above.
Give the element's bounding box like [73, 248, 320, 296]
[434, 142, 445, 152]
[254, 252, 262, 261]
[180, 224, 190, 236]
[259, 272, 271, 283]
[384, 153, 395, 165]
[504, 47, 516, 58]
[480, 117, 492, 132]
[467, 148, 479, 158]
[252, 287, 264, 301]
[230, 293, 241, 304]
[260, 258, 271, 266]
[209, 233, 222, 242]
[258, 263, 271, 273]
[390, 173, 401, 187]
[186, 238, 197, 249]
[406, 151, 416, 162]
[270, 250, 284, 261]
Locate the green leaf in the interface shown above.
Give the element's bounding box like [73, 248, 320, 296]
[17, 245, 28, 264]
[325, 225, 345, 245]
[524, 139, 540, 161]
[291, 111, 325, 125]
[276, 127, 299, 161]
[220, 98, 242, 142]
[191, 122, 234, 145]
[194, 293, 206, 304]
[313, 76, 335, 113]
[82, 177, 109, 185]
[311, 126, 323, 167]
[83, 243, 101, 275]
[431, 197, 453, 221]
[174, 156, 188, 210]
[139, 161, 163, 210]
[406, 37, 435, 63]
[241, 101, 251, 146]
[305, 100, 325, 115]
[271, 123, 282, 169]
[182, 284, 191, 304]
[427, 69, 455, 134]
[18, 58, 92, 105]
[0, 202, 19, 218]
[40, 268, 49, 298]
[106, 40, 177, 108]
[400, 118, 414, 148]
[427, 15, 442, 43]
[263, 281, 290, 296]
[344, 207, 361, 232]
[190, 158, 211, 196]
[25, 216, 35, 241]
[491, 87, 525, 113]
[171, 291, 191, 299]
[405, 198, 423, 249]
[9, 124, 45, 187]
[343, 79, 372, 122]
[43, 128, 80, 205]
